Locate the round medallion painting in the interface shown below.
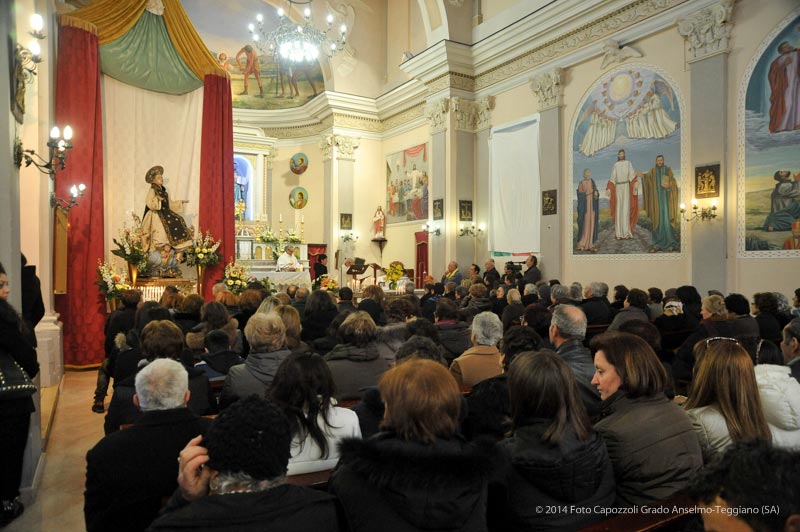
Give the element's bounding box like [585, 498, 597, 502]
[290, 153, 308, 175]
[289, 187, 308, 209]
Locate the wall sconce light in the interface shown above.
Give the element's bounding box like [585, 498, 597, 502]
[458, 223, 485, 237]
[15, 14, 46, 83]
[341, 231, 359, 243]
[422, 222, 441, 236]
[51, 183, 86, 212]
[14, 125, 74, 174]
[680, 198, 718, 222]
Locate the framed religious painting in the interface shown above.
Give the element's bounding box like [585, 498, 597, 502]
[385, 143, 429, 224]
[542, 190, 558, 215]
[432, 199, 443, 220]
[340, 213, 353, 230]
[290, 152, 308, 175]
[695, 163, 720, 199]
[459, 200, 473, 221]
[289, 187, 308, 209]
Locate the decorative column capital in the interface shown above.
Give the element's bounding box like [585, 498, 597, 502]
[530, 68, 563, 111]
[677, 0, 734, 61]
[319, 134, 335, 160]
[262, 146, 277, 169]
[334, 135, 360, 159]
[425, 97, 450, 134]
[450, 96, 495, 132]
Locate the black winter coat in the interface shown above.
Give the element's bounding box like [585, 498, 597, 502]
[0, 301, 39, 418]
[104, 307, 137, 357]
[436, 320, 472, 364]
[148, 485, 342, 531]
[302, 308, 339, 342]
[330, 433, 497, 532]
[594, 391, 702, 507]
[85, 408, 212, 532]
[495, 420, 615, 531]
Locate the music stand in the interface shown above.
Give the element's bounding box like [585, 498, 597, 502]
[346, 263, 368, 290]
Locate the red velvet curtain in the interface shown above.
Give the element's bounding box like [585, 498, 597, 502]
[199, 74, 234, 300]
[54, 25, 106, 366]
[414, 231, 429, 289]
[307, 243, 327, 279]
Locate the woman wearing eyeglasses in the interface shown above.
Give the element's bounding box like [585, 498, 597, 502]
[590, 332, 702, 507]
[684, 338, 772, 463]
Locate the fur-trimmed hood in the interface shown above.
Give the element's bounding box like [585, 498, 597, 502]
[335, 433, 496, 530]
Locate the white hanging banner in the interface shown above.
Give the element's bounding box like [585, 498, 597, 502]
[488, 115, 541, 253]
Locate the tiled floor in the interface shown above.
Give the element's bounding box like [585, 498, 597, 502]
[8, 370, 104, 532]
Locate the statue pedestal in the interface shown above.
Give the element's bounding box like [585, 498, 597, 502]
[371, 237, 387, 261]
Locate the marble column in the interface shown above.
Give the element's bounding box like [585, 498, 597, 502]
[530, 68, 564, 280]
[425, 98, 449, 280]
[320, 134, 360, 283]
[678, 0, 734, 293]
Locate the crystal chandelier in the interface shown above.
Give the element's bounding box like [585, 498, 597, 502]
[248, 0, 347, 63]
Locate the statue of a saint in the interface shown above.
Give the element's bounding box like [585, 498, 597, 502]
[141, 165, 193, 261]
[372, 206, 386, 239]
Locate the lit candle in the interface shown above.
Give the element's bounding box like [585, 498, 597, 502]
[279, 213, 283, 222]
[680, 202, 686, 211]
[711, 199, 717, 208]
[691, 198, 698, 207]
[301, 215, 305, 223]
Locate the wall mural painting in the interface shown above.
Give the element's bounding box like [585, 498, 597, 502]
[740, 15, 800, 254]
[233, 154, 256, 221]
[385, 143, 429, 224]
[183, 0, 325, 110]
[571, 66, 683, 256]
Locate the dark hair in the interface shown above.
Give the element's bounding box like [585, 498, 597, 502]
[326, 309, 352, 338]
[754, 292, 779, 315]
[647, 287, 663, 304]
[590, 332, 668, 398]
[470, 263, 481, 275]
[395, 335, 447, 366]
[140, 320, 185, 360]
[433, 282, 445, 296]
[204, 329, 230, 352]
[304, 289, 337, 318]
[206, 396, 292, 480]
[549, 279, 561, 287]
[178, 293, 205, 315]
[724, 293, 750, 316]
[795, 288, 800, 300]
[200, 301, 231, 330]
[617, 320, 662, 351]
[268, 353, 336, 459]
[626, 288, 648, 309]
[424, 283, 435, 293]
[338, 287, 353, 301]
[0, 262, 5, 275]
[318, 254, 327, 261]
[435, 298, 459, 321]
[455, 286, 469, 300]
[739, 337, 784, 366]
[405, 317, 439, 342]
[613, 285, 629, 303]
[135, 302, 172, 335]
[508, 350, 591, 444]
[380, 358, 460, 444]
[386, 298, 417, 323]
[529, 255, 538, 266]
[687, 441, 800, 532]
[500, 326, 543, 370]
[676, 285, 702, 310]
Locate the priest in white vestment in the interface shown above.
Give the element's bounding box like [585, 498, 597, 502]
[277, 246, 301, 271]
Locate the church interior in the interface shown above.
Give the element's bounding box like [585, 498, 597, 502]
[1, 0, 799, 529]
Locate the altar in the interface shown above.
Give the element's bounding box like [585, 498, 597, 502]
[245, 263, 312, 290]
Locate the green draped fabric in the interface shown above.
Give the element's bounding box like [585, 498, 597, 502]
[99, 11, 202, 95]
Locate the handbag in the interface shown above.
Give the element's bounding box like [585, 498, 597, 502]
[0, 351, 37, 399]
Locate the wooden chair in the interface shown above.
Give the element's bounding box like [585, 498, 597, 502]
[584, 323, 611, 346]
[578, 494, 697, 532]
[286, 468, 333, 491]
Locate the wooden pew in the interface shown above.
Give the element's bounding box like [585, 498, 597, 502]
[286, 468, 333, 491]
[579, 494, 697, 532]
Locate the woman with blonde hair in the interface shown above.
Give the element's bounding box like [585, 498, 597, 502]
[330, 358, 496, 532]
[685, 338, 772, 462]
[674, 294, 736, 382]
[273, 305, 312, 354]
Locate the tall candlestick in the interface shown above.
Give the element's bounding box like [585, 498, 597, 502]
[279, 213, 283, 222]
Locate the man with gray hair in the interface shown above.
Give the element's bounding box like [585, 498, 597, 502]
[441, 261, 463, 286]
[549, 305, 601, 418]
[85, 359, 213, 532]
[580, 281, 613, 324]
[549, 284, 574, 309]
[449, 311, 504, 388]
[522, 283, 539, 306]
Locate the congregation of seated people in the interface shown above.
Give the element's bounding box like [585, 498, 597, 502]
[86, 266, 800, 531]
